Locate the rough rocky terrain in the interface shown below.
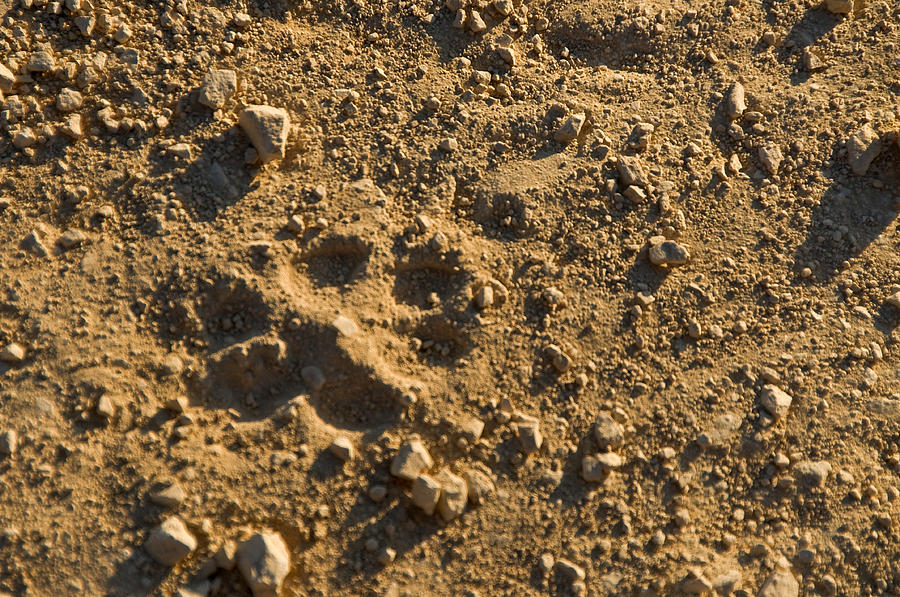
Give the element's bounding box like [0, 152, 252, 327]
[1, 0, 900, 595]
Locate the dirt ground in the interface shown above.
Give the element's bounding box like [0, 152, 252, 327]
[1, 0, 899, 595]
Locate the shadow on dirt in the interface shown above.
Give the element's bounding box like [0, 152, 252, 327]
[295, 235, 373, 289]
[108, 549, 167, 597]
[782, 6, 841, 50]
[333, 492, 440, 584]
[625, 251, 669, 298]
[792, 146, 899, 283]
[780, 7, 842, 85]
[141, 131, 256, 223]
[194, 317, 408, 430]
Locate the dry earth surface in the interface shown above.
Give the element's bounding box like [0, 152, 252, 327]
[1, 0, 900, 595]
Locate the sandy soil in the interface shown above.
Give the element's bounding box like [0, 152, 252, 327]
[1, 0, 900, 595]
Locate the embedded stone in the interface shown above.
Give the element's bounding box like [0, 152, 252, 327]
[199, 69, 237, 109]
[390, 438, 434, 480]
[239, 105, 290, 163]
[759, 384, 792, 420]
[236, 532, 290, 597]
[145, 517, 196, 566]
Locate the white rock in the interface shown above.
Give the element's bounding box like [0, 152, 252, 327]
[237, 532, 290, 597]
[628, 122, 654, 151]
[758, 559, 799, 597]
[648, 239, 690, 267]
[145, 517, 197, 566]
[27, 50, 55, 72]
[545, 344, 572, 373]
[582, 452, 622, 482]
[516, 417, 543, 453]
[458, 417, 485, 441]
[0, 430, 17, 455]
[331, 315, 359, 337]
[0, 343, 25, 364]
[712, 570, 742, 595]
[759, 384, 792, 420]
[794, 460, 831, 489]
[13, 128, 37, 149]
[214, 540, 238, 570]
[846, 123, 882, 175]
[556, 558, 586, 580]
[554, 113, 585, 144]
[329, 436, 354, 462]
[199, 69, 237, 109]
[497, 46, 516, 66]
[56, 88, 83, 112]
[825, 0, 852, 14]
[463, 469, 495, 505]
[438, 137, 458, 152]
[150, 482, 186, 507]
[617, 155, 650, 187]
[74, 15, 95, 36]
[435, 469, 467, 521]
[682, 570, 713, 594]
[539, 553, 555, 572]
[493, 0, 513, 15]
[96, 395, 116, 419]
[593, 411, 624, 450]
[58, 228, 86, 249]
[60, 114, 84, 139]
[0, 63, 14, 92]
[390, 438, 433, 480]
[469, 9, 486, 32]
[475, 285, 494, 310]
[239, 105, 290, 163]
[113, 23, 132, 43]
[725, 82, 746, 119]
[624, 185, 647, 203]
[175, 582, 210, 597]
[168, 143, 193, 160]
[758, 143, 782, 175]
[21, 231, 46, 257]
[411, 473, 441, 515]
[887, 291, 900, 310]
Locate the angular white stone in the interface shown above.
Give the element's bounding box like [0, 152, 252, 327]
[56, 88, 84, 112]
[725, 82, 746, 119]
[846, 123, 882, 175]
[145, 517, 196, 566]
[390, 438, 433, 480]
[239, 105, 290, 163]
[758, 561, 799, 597]
[411, 474, 441, 515]
[554, 113, 585, 144]
[435, 469, 467, 522]
[237, 532, 290, 597]
[199, 69, 237, 109]
[759, 384, 792, 420]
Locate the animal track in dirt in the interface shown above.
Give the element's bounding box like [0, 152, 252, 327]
[198, 315, 409, 431]
[4, 0, 900, 595]
[194, 272, 274, 350]
[393, 248, 471, 309]
[148, 267, 276, 359]
[200, 332, 289, 413]
[280, 318, 408, 430]
[296, 234, 373, 288]
[412, 314, 472, 365]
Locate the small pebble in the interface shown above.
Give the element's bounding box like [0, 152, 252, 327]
[329, 436, 354, 462]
